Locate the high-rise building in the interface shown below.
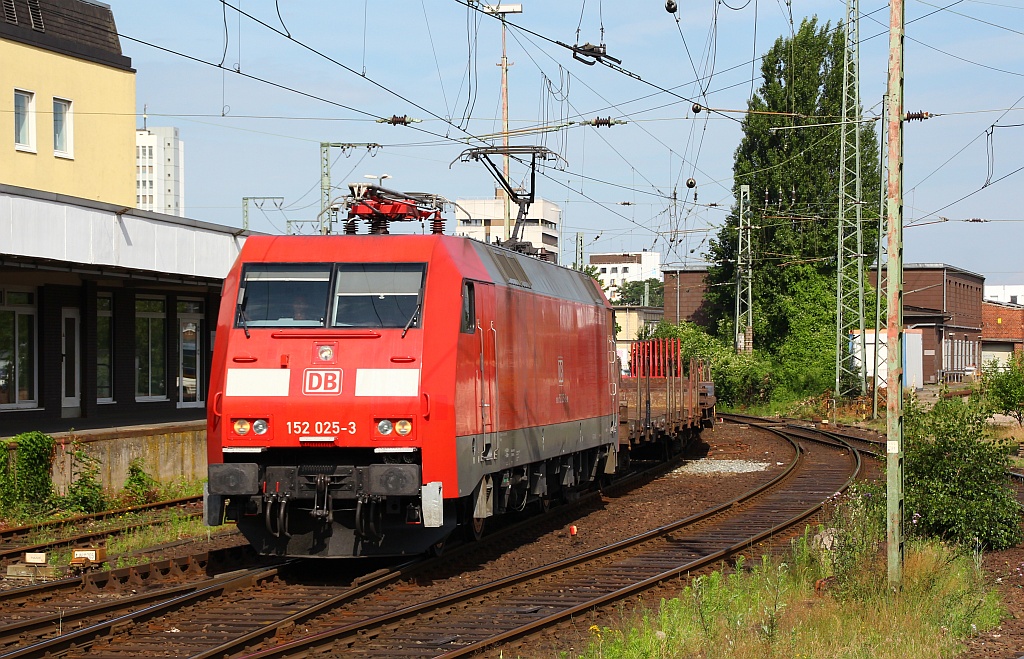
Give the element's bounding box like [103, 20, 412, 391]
[135, 126, 185, 216]
[455, 190, 561, 263]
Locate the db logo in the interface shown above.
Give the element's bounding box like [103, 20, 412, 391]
[303, 369, 342, 395]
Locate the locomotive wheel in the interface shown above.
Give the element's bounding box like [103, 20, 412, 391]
[470, 515, 486, 541]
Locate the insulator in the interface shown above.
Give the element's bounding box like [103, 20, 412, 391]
[692, 103, 703, 114]
[369, 217, 390, 235]
[686, 178, 697, 189]
[905, 110, 931, 122]
[593, 116, 611, 127]
[389, 115, 410, 125]
[345, 219, 358, 235]
[431, 216, 445, 235]
[665, 0, 678, 11]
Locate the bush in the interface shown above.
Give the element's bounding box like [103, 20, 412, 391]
[0, 431, 55, 517]
[714, 351, 776, 406]
[121, 458, 159, 506]
[904, 393, 1023, 550]
[651, 321, 776, 407]
[56, 446, 106, 514]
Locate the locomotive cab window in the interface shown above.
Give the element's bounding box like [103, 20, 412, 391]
[236, 264, 331, 327]
[330, 263, 426, 329]
[461, 281, 476, 333]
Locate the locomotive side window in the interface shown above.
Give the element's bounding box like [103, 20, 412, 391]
[330, 263, 426, 329]
[236, 264, 331, 327]
[461, 281, 476, 333]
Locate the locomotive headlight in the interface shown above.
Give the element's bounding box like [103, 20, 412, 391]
[233, 419, 251, 435]
[317, 345, 334, 361]
[252, 419, 269, 435]
[377, 419, 394, 435]
[395, 419, 412, 436]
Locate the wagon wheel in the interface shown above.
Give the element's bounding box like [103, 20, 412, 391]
[429, 532, 450, 557]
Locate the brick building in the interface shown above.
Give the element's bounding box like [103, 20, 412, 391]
[981, 300, 1024, 368]
[872, 263, 984, 383]
[663, 267, 710, 327]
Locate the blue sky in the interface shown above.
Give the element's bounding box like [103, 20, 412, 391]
[111, 1, 1023, 283]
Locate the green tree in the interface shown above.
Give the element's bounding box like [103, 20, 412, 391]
[574, 263, 601, 279]
[704, 17, 881, 372]
[616, 279, 664, 306]
[984, 353, 1024, 426]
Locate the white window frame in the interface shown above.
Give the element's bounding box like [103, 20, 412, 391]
[52, 97, 73, 158]
[14, 89, 36, 153]
[0, 286, 38, 410]
[135, 296, 168, 402]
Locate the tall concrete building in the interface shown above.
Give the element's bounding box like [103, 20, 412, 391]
[455, 190, 561, 262]
[136, 126, 185, 216]
[588, 251, 661, 301]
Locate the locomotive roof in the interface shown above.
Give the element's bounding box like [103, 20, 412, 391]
[236, 234, 610, 309]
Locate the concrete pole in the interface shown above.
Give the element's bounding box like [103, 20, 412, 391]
[886, 0, 906, 587]
[501, 17, 512, 242]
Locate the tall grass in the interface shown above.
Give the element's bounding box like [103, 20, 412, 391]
[575, 485, 1003, 658]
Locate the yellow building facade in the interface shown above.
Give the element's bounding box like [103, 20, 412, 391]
[1, 2, 135, 206]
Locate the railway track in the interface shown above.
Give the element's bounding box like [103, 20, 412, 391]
[13, 421, 855, 658]
[0, 496, 203, 568]
[0, 451, 693, 657]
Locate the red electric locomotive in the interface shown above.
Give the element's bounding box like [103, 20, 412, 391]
[204, 186, 712, 557]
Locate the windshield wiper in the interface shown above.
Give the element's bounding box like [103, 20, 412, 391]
[401, 300, 421, 339]
[236, 287, 251, 339]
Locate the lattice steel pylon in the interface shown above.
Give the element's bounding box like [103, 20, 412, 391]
[835, 0, 867, 397]
[735, 184, 753, 354]
[872, 98, 888, 419]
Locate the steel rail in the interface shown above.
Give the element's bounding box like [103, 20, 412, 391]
[0, 564, 296, 659]
[0, 451, 692, 659]
[154, 454, 695, 658]
[0, 497, 203, 567]
[439, 424, 860, 658]
[0, 495, 202, 543]
[210, 432, 817, 658]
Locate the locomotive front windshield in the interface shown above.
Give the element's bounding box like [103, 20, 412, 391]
[331, 263, 425, 328]
[235, 262, 425, 329]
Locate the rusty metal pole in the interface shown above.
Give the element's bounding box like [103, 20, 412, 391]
[885, 0, 905, 587]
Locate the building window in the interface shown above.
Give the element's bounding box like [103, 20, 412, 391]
[97, 293, 114, 402]
[622, 267, 629, 273]
[599, 267, 607, 274]
[135, 297, 166, 399]
[52, 97, 72, 157]
[0, 288, 37, 408]
[1012, 295, 1018, 304]
[611, 267, 618, 273]
[14, 89, 35, 151]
